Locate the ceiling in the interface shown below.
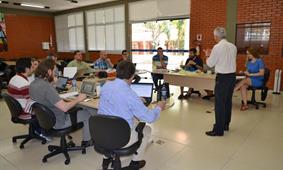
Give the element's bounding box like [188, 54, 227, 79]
[0, 0, 117, 12]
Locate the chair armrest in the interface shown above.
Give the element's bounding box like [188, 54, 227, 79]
[66, 106, 82, 126]
[66, 106, 82, 115]
[135, 122, 146, 140]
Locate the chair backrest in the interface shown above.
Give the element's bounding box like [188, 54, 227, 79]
[32, 103, 56, 130]
[263, 68, 270, 87]
[2, 93, 23, 120]
[89, 114, 131, 150]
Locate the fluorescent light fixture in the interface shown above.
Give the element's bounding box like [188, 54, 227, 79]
[0, 1, 9, 4]
[20, 3, 45, 9]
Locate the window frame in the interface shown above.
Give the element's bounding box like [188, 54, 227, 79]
[235, 22, 271, 55]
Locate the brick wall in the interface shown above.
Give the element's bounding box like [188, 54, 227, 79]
[190, 0, 227, 57]
[190, 0, 283, 89]
[0, 14, 55, 60]
[237, 0, 283, 89]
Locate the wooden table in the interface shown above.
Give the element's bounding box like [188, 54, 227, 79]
[152, 69, 216, 91]
[3, 61, 16, 66]
[63, 78, 174, 110]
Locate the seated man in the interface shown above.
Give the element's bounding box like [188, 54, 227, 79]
[30, 59, 94, 147]
[47, 53, 60, 76]
[98, 60, 166, 169]
[93, 51, 114, 70]
[151, 47, 168, 89]
[67, 50, 92, 74]
[8, 58, 49, 140]
[178, 48, 203, 99]
[28, 58, 40, 82]
[115, 50, 141, 83]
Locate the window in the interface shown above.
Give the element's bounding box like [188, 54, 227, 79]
[236, 23, 271, 54]
[55, 15, 70, 52]
[131, 19, 190, 70]
[86, 5, 125, 51]
[68, 13, 84, 51]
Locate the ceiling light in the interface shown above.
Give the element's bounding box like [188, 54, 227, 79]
[0, 1, 9, 4]
[20, 3, 45, 9]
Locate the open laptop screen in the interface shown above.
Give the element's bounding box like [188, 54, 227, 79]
[56, 76, 68, 89]
[130, 83, 153, 98]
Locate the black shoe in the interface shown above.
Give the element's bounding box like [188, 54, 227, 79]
[102, 157, 113, 170]
[205, 131, 223, 136]
[129, 160, 146, 169]
[184, 92, 192, 99]
[178, 94, 184, 99]
[224, 125, 229, 131]
[81, 140, 94, 147]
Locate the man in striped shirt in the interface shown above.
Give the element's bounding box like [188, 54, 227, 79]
[8, 58, 34, 120]
[8, 58, 50, 141]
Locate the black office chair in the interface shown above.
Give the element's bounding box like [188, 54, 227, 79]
[2, 93, 47, 149]
[89, 115, 145, 170]
[32, 103, 86, 165]
[247, 68, 270, 109]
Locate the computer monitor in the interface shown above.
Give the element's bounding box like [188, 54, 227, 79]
[130, 83, 153, 106]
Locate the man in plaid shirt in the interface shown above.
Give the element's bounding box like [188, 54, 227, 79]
[94, 51, 114, 70]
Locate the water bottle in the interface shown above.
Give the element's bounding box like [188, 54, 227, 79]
[71, 79, 77, 91]
[161, 84, 167, 101]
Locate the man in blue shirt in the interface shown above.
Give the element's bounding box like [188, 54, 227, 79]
[151, 47, 168, 88]
[98, 60, 165, 169]
[94, 51, 114, 70]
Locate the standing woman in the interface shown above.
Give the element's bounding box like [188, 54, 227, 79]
[234, 48, 265, 111]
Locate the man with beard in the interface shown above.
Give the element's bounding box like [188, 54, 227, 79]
[30, 59, 93, 147]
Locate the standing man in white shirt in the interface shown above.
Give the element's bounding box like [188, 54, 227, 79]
[204, 27, 237, 136]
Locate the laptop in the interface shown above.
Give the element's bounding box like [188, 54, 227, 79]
[80, 80, 97, 98]
[130, 83, 153, 106]
[56, 76, 69, 93]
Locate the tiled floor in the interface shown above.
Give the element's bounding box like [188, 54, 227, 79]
[0, 88, 282, 170]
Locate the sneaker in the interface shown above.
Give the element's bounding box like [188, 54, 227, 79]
[34, 131, 52, 142]
[184, 92, 192, 99]
[178, 94, 184, 99]
[129, 160, 146, 169]
[81, 140, 94, 147]
[39, 133, 52, 142]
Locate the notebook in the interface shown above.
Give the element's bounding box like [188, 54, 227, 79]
[130, 83, 153, 106]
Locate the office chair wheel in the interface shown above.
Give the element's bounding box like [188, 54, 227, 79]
[263, 104, 266, 108]
[42, 158, 47, 163]
[256, 105, 259, 109]
[67, 141, 76, 147]
[82, 149, 86, 154]
[67, 135, 73, 140]
[48, 145, 55, 152]
[20, 144, 24, 149]
[41, 140, 47, 145]
[64, 159, 70, 165]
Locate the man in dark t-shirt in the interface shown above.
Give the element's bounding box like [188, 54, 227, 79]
[178, 48, 203, 99]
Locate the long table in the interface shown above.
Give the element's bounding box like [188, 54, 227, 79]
[152, 69, 216, 91]
[63, 78, 174, 110]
